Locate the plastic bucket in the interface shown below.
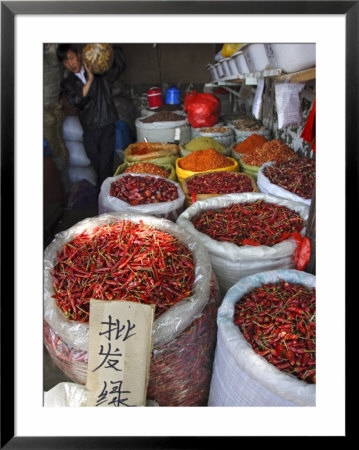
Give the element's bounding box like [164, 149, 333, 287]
[147, 87, 163, 109]
[165, 87, 180, 105]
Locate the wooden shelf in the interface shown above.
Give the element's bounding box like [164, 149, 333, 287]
[270, 67, 316, 83]
[209, 67, 316, 87]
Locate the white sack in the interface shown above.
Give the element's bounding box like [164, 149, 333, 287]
[44, 382, 87, 407]
[208, 269, 316, 406]
[44, 382, 159, 407]
[65, 140, 91, 167]
[44, 213, 212, 351]
[98, 173, 185, 220]
[257, 161, 312, 206]
[68, 166, 97, 186]
[62, 115, 84, 141]
[176, 192, 309, 294]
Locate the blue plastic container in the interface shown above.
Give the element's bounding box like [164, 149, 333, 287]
[114, 120, 133, 152]
[165, 86, 180, 105]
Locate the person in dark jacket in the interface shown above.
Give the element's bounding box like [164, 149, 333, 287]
[56, 43, 125, 188]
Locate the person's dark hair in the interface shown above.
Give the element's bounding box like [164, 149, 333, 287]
[56, 44, 80, 62]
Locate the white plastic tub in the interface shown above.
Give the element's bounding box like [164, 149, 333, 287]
[207, 64, 219, 81]
[220, 58, 232, 78]
[232, 51, 250, 74]
[265, 43, 316, 73]
[242, 43, 269, 72]
[228, 57, 239, 77]
[215, 62, 224, 78]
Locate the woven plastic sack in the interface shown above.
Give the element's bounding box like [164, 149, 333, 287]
[208, 269, 316, 406]
[82, 43, 114, 75]
[65, 141, 91, 167]
[114, 161, 176, 181]
[184, 91, 220, 129]
[176, 193, 309, 295]
[98, 173, 185, 221]
[190, 127, 234, 149]
[43, 213, 220, 405]
[62, 115, 83, 142]
[44, 382, 160, 407]
[124, 142, 179, 167]
[175, 156, 239, 185]
[257, 161, 312, 206]
[68, 166, 97, 187]
[44, 382, 87, 407]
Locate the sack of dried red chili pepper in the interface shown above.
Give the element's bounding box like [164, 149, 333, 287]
[257, 159, 315, 206]
[181, 171, 258, 207]
[177, 193, 309, 295]
[44, 213, 221, 405]
[98, 174, 185, 222]
[208, 269, 316, 406]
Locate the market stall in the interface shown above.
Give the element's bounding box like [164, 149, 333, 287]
[43, 42, 316, 407]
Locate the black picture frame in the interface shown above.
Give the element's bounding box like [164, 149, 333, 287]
[1, 1, 354, 447]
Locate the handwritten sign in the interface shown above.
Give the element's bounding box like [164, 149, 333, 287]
[86, 300, 155, 407]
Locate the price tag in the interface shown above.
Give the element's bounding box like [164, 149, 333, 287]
[174, 127, 181, 142]
[86, 300, 155, 407]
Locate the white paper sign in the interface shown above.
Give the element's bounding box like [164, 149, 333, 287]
[86, 300, 155, 407]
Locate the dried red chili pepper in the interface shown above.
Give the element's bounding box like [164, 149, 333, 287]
[110, 174, 178, 206]
[263, 158, 315, 199]
[192, 200, 304, 247]
[51, 221, 195, 322]
[234, 280, 316, 384]
[186, 172, 255, 195]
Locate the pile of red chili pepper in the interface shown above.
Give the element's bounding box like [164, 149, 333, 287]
[241, 139, 298, 167]
[192, 200, 304, 247]
[263, 158, 315, 199]
[124, 162, 170, 178]
[110, 174, 178, 206]
[51, 220, 195, 322]
[186, 172, 254, 195]
[234, 280, 316, 383]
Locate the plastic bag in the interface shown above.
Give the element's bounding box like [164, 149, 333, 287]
[44, 212, 212, 351]
[44, 273, 220, 405]
[98, 173, 185, 221]
[176, 192, 309, 294]
[221, 43, 243, 58]
[257, 161, 312, 206]
[43, 213, 219, 405]
[184, 91, 220, 129]
[44, 381, 160, 407]
[44, 382, 87, 407]
[208, 269, 316, 406]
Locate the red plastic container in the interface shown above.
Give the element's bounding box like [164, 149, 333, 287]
[147, 87, 163, 109]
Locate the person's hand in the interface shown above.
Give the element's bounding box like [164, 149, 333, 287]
[83, 62, 94, 83]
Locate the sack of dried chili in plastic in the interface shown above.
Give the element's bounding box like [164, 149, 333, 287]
[99, 173, 185, 221]
[44, 213, 221, 406]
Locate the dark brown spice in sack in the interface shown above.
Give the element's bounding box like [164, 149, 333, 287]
[141, 111, 185, 123]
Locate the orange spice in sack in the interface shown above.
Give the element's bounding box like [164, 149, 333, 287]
[232, 134, 268, 155]
[179, 148, 233, 172]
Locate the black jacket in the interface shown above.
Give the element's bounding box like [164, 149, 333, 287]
[60, 47, 126, 130]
